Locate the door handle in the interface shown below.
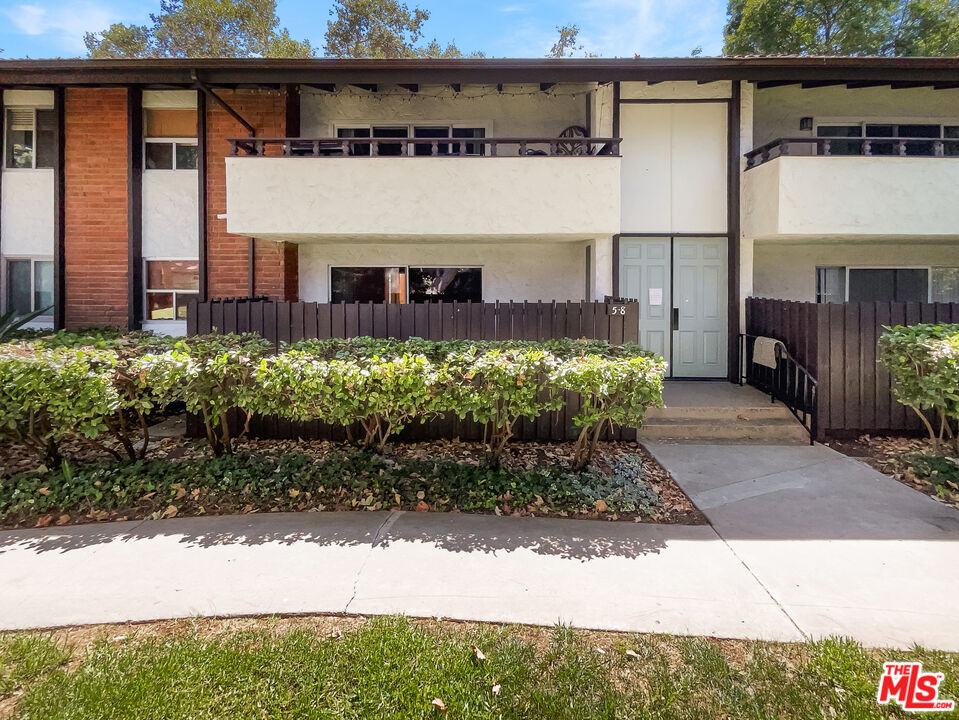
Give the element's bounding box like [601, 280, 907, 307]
[671, 307, 679, 331]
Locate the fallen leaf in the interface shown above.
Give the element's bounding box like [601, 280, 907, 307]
[162, 504, 178, 519]
[626, 649, 640, 658]
[37, 487, 50, 496]
[431, 698, 447, 714]
[175, 487, 187, 500]
[416, 490, 426, 500]
[594, 499, 608, 513]
[472, 645, 486, 661]
[35, 515, 53, 528]
[56, 514, 70, 526]
[140, 491, 156, 500]
[415, 500, 430, 512]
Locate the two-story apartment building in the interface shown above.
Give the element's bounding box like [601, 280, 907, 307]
[1, 57, 957, 383]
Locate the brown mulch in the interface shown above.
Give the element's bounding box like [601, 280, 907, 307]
[826, 435, 959, 510]
[0, 427, 706, 530]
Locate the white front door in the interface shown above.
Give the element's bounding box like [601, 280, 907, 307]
[619, 236, 728, 378]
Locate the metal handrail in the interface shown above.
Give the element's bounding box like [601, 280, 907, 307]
[745, 136, 959, 168]
[228, 136, 622, 158]
[739, 333, 818, 444]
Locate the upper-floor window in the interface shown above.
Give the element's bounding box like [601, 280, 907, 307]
[816, 122, 959, 156]
[335, 125, 486, 156]
[4, 107, 55, 169]
[144, 107, 197, 170]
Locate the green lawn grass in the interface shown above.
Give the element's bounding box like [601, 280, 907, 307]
[2, 616, 957, 719]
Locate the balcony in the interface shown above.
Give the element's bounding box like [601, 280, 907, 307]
[224, 137, 621, 242]
[743, 137, 959, 241]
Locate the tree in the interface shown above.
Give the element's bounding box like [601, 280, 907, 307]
[323, 0, 483, 58]
[724, 0, 959, 55]
[548, 24, 583, 58]
[85, 0, 313, 58]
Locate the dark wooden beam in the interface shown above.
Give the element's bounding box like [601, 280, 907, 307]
[194, 77, 255, 136]
[53, 87, 66, 330]
[127, 86, 143, 331]
[285, 83, 300, 137]
[398, 83, 418, 93]
[756, 80, 798, 89]
[197, 90, 208, 302]
[612, 81, 620, 139]
[726, 80, 741, 383]
[539, 82, 555, 91]
[801, 80, 843, 89]
[845, 81, 889, 89]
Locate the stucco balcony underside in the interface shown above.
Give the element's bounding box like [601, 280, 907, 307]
[224, 156, 621, 242]
[742, 155, 959, 241]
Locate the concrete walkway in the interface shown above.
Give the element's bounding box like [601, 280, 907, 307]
[0, 443, 957, 650]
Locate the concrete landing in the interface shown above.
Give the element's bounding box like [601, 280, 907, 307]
[640, 382, 810, 444]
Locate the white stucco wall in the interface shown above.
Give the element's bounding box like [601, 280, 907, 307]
[743, 156, 959, 240]
[620, 81, 732, 100]
[142, 171, 199, 257]
[225, 156, 620, 241]
[300, 84, 588, 138]
[620, 102, 727, 233]
[1, 170, 54, 255]
[738, 81, 755, 328]
[298, 241, 588, 303]
[753, 85, 959, 148]
[753, 240, 959, 301]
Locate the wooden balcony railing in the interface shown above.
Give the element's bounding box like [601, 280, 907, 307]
[228, 136, 621, 158]
[745, 136, 959, 169]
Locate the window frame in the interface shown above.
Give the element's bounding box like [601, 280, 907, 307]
[143, 257, 200, 322]
[1, 255, 54, 320]
[143, 138, 199, 171]
[839, 265, 936, 303]
[3, 106, 55, 171]
[332, 122, 490, 156]
[328, 264, 484, 303]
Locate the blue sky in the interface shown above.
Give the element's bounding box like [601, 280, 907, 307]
[0, 0, 727, 59]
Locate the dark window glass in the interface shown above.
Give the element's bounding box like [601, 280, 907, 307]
[864, 124, 895, 156]
[848, 268, 928, 303]
[6, 260, 31, 315]
[35, 109, 56, 169]
[336, 127, 371, 156]
[409, 267, 482, 302]
[175, 143, 198, 169]
[5, 108, 34, 168]
[331, 267, 406, 303]
[817, 125, 862, 156]
[945, 126, 959, 157]
[815, 266, 846, 303]
[413, 127, 449, 156]
[145, 142, 174, 169]
[34, 261, 53, 315]
[147, 292, 175, 320]
[451, 127, 485, 155]
[372, 127, 406, 156]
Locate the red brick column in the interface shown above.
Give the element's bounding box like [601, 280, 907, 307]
[64, 88, 129, 329]
[205, 88, 298, 301]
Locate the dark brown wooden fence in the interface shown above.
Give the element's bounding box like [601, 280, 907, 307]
[187, 299, 640, 443]
[745, 297, 959, 440]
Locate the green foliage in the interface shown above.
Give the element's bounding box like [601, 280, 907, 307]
[134, 334, 273, 456]
[906, 451, 959, 497]
[548, 24, 585, 58]
[323, 0, 483, 58]
[878, 323, 959, 451]
[555, 354, 666, 469]
[0, 448, 660, 521]
[0, 633, 70, 696]
[724, 0, 959, 56]
[84, 0, 313, 58]
[0, 305, 54, 342]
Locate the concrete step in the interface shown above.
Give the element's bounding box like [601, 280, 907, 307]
[644, 404, 796, 421]
[638, 413, 811, 445]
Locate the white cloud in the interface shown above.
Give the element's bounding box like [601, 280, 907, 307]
[578, 0, 726, 57]
[3, 1, 147, 54]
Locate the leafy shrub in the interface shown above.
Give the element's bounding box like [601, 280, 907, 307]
[0, 345, 151, 465]
[133, 334, 272, 456]
[555, 354, 666, 468]
[878, 324, 959, 452]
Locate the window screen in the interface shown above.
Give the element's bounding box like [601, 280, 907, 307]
[5, 108, 35, 168]
[816, 266, 846, 303]
[932, 267, 959, 303]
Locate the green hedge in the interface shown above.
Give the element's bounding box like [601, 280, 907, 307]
[0, 334, 666, 468]
[878, 323, 959, 451]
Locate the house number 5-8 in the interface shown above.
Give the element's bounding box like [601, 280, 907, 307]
[611, 306, 627, 315]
